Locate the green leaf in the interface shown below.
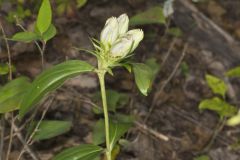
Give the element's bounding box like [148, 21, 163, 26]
[132, 63, 153, 96]
[37, 0, 52, 34]
[93, 90, 129, 113]
[180, 61, 189, 77]
[11, 32, 39, 42]
[227, 113, 240, 126]
[92, 119, 105, 145]
[167, 27, 183, 37]
[199, 97, 237, 118]
[194, 155, 210, 160]
[130, 7, 166, 26]
[92, 118, 132, 150]
[0, 77, 30, 113]
[109, 120, 132, 151]
[28, 120, 71, 141]
[205, 74, 227, 97]
[226, 66, 240, 78]
[0, 63, 16, 75]
[145, 58, 160, 81]
[41, 24, 57, 42]
[19, 60, 94, 118]
[76, 0, 87, 8]
[52, 144, 103, 160]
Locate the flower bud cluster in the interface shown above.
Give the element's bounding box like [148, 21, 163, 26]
[100, 14, 144, 60]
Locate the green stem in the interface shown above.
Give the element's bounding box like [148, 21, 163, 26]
[98, 71, 111, 160]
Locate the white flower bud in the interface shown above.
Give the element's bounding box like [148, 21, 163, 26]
[100, 17, 119, 47]
[110, 36, 133, 58]
[117, 14, 129, 35]
[126, 29, 144, 53]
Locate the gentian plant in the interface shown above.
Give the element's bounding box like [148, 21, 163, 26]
[14, 11, 153, 160]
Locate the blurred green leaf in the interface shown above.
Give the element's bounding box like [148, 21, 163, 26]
[132, 63, 153, 96]
[205, 74, 227, 97]
[167, 27, 183, 37]
[29, 120, 72, 141]
[0, 63, 15, 75]
[76, 0, 87, 8]
[92, 117, 132, 149]
[194, 155, 210, 160]
[41, 24, 57, 42]
[199, 97, 237, 118]
[52, 144, 103, 160]
[130, 7, 166, 26]
[12, 32, 39, 42]
[94, 90, 129, 113]
[227, 113, 240, 126]
[37, 0, 52, 34]
[145, 58, 160, 81]
[226, 66, 240, 78]
[0, 77, 30, 113]
[92, 119, 105, 145]
[19, 60, 94, 118]
[180, 62, 189, 77]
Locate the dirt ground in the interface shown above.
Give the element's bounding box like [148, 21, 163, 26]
[1, 0, 240, 160]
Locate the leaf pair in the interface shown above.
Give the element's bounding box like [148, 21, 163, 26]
[199, 74, 236, 119]
[0, 77, 30, 113]
[12, 0, 56, 43]
[199, 97, 237, 119]
[92, 118, 132, 150]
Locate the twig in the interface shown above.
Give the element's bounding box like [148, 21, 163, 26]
[161, 38, 177, 67]
[27, 97, 53, 145]
[0, 116, 5, 160]
[200, 118, 226, 153]
[135, 121, 169, 141]
[9, 122, 40, 160]
[15, 22, 45, 70]
[0, 23, 12, 80]
[17, 97, 53, 160]
[0, 23, 14, 160]
[5, 114, 15, 160]
[144, 43, 189, 123]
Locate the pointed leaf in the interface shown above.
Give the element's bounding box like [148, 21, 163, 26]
[205, 74, 227, 97]
[76, 0, 87, 8]
[132, 63, 153, 96]
[28, 120, 72, 141]
[227, 113, 240, 126]
[226, 66, 240, 78]
[19, 60, 94, 118]
[0, 77, 30, 113]
[37, 0, 52, 34]
[145, 58, 160, 81]
[92, 118, 132, 150]
[199, 97, 237, 118]
[52, 144, 103, 160]
[41, 24, 57, 42]
[130, 7, 166, 26]
[12, 32, 39, 42]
